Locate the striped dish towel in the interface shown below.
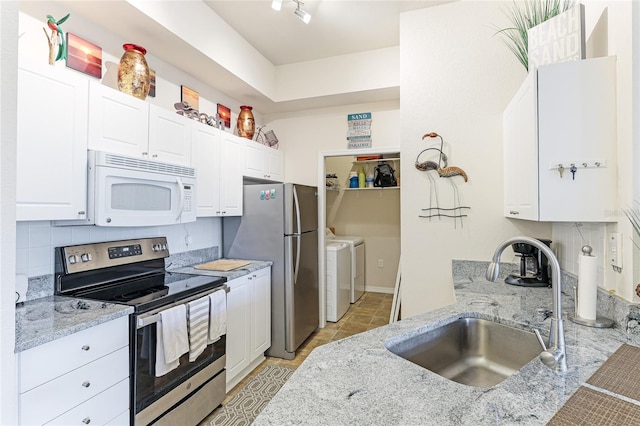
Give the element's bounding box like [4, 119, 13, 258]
[209, 289, 227, 343]
[187, 296, 210, 362]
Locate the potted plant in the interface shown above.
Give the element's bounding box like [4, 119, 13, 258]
[495, 0, 574, 71]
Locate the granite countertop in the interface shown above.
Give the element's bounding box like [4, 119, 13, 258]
[14, 259, 270, 354]
[254, 274, 640, 425]
[171, 259, 273, 280]
[15, 296, 132, 353]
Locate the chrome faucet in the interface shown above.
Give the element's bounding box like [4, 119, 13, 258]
[486, 236, 567, 372]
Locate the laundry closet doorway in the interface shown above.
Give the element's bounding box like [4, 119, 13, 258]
[317, 147, 401, 327]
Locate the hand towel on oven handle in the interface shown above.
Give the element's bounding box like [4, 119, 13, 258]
[187, 296, 210, 362]
[156, 304, 189, 377]
[209, 290, 227, 343]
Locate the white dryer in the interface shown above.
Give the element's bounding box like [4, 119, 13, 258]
[326, 229, 365, 303]
[325, 242, 351, 322]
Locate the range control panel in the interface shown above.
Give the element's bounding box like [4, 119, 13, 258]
[60, 237, 169, 274]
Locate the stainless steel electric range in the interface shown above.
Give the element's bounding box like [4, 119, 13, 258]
[55, 237, 228, 426]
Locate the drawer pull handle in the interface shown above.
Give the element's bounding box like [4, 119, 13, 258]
[81, 345, 90, 351]
[82, 381, 91, 388]
[82, 417, 91, 424]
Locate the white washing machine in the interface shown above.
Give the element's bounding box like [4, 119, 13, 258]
[326, 229, 365, 303]
[325, 242, 351, 322]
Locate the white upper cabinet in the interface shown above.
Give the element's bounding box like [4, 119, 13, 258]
[88, 81, 149, 157]
[503, 56, 617, 222]
[16, 60, 89, 221]
[88, 83, 192, 166]
[191, 125, 242, 217]
[241, 139, 284, 182]
[148, 104, 192, 166]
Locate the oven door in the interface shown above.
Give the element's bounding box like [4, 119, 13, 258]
[133, 286, 227, 426]
[94, 163, 196, 227]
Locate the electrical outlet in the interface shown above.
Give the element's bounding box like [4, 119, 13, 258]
[378, 259, 384, 268]
[609, 232, 622, 269]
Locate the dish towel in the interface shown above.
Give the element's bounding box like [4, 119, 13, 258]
[187, 296, 210, 362]
[209, 289, 227, 344]
[155, 304, 188, 377]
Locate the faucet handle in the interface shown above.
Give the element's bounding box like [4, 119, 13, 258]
[533, 329, 547, 351]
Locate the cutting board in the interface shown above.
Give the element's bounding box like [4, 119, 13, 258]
[194, 259, 252, 272]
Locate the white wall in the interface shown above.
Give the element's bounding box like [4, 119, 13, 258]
[267, 102, 400, 186]
[399, 1, 552, 318]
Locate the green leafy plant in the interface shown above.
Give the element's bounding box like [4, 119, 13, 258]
[495, 0, 574, 71]
[624, 203, 640, 249]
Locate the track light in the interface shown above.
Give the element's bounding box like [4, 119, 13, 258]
[274, 0, 311, 24]
[294, 3, 311, 24]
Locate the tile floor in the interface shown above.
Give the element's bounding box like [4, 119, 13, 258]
[201, 291, 393, 424]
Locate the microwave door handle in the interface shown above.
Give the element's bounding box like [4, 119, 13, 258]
[176, 177, 184, 222]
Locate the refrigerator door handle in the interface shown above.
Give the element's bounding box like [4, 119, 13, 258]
[293, 235, 301, 285]
[293, 185, 302, 235]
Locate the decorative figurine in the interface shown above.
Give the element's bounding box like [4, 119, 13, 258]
[44, 13, 70, 64]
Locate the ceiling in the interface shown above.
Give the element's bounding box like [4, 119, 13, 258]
[20, 1, 452, 114]
[203, 1, 452, 66]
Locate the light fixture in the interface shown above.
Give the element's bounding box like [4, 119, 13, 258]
[273, 0, 311, 24]
[293, 0, 311, 24]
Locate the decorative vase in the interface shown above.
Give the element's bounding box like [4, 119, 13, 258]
[117, 43, 150, 100]
[237, 105, 255, 140]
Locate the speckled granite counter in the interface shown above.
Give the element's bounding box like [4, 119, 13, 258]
[15, 296, 132, 353]
[171, 259, 272, 280]
[254, 273, 640, 425]
[15, 259, 270, 353]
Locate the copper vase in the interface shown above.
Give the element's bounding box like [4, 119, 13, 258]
[237, 105, 255, 140]
[117, 43, 150, 100]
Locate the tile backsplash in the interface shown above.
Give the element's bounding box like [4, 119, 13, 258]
[552, 222, 606, 286]
[16, 218, 222, 278]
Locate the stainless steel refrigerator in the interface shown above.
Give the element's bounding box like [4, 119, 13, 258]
[223, 183, 319, 360]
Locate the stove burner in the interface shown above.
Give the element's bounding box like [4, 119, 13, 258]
[114, 286, 169, 304]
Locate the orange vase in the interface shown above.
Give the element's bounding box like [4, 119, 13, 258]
[117, 43, 150, 100]
[237, 105, 255, 139]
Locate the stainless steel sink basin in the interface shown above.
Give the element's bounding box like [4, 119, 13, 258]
[386, 317, 544, 387]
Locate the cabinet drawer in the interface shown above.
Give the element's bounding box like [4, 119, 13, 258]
[44, 379, 129, 426]
[20, 346, 129, 426]
[105, 409, 130, 426]
[19, 316, 128, 393]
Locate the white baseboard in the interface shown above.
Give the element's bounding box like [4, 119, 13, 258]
[365, 286, 394, 294]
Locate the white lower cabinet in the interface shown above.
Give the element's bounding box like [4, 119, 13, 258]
[226, 267, 271, 391]
[17, 316, 130, 426]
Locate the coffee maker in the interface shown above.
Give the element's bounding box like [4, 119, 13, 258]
[505, 239, 552, 287]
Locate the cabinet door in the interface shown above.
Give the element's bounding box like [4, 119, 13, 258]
[265, 148, 284, 182]
[148, 104, 193, 166]
[537, 56, 617, 222]
[242, 139, 265, 179]
[225, 275, 251, 384]
[250, 267, 272, 359]
[502, 72, 539, 220]
[192, 123, 222, 217]
[88, 81, 149, 157]
[16, 61, 89, 221]
[219, 133, 243, 216]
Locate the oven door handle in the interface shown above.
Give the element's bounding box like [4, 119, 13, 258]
[136, 284, 229, 329]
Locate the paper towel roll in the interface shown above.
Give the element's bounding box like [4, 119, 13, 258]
[577, 252, 598, 320]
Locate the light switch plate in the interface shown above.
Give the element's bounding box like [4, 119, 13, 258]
[608, 232, 622, 269]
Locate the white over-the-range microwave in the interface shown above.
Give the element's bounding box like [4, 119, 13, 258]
[55, 150, 196, 227]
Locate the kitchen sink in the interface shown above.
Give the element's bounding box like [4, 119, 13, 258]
[386, 317, 544, 387]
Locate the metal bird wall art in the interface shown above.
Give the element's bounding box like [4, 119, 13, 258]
[44, 13, 70, 64]
[416, 132, 470, 228]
